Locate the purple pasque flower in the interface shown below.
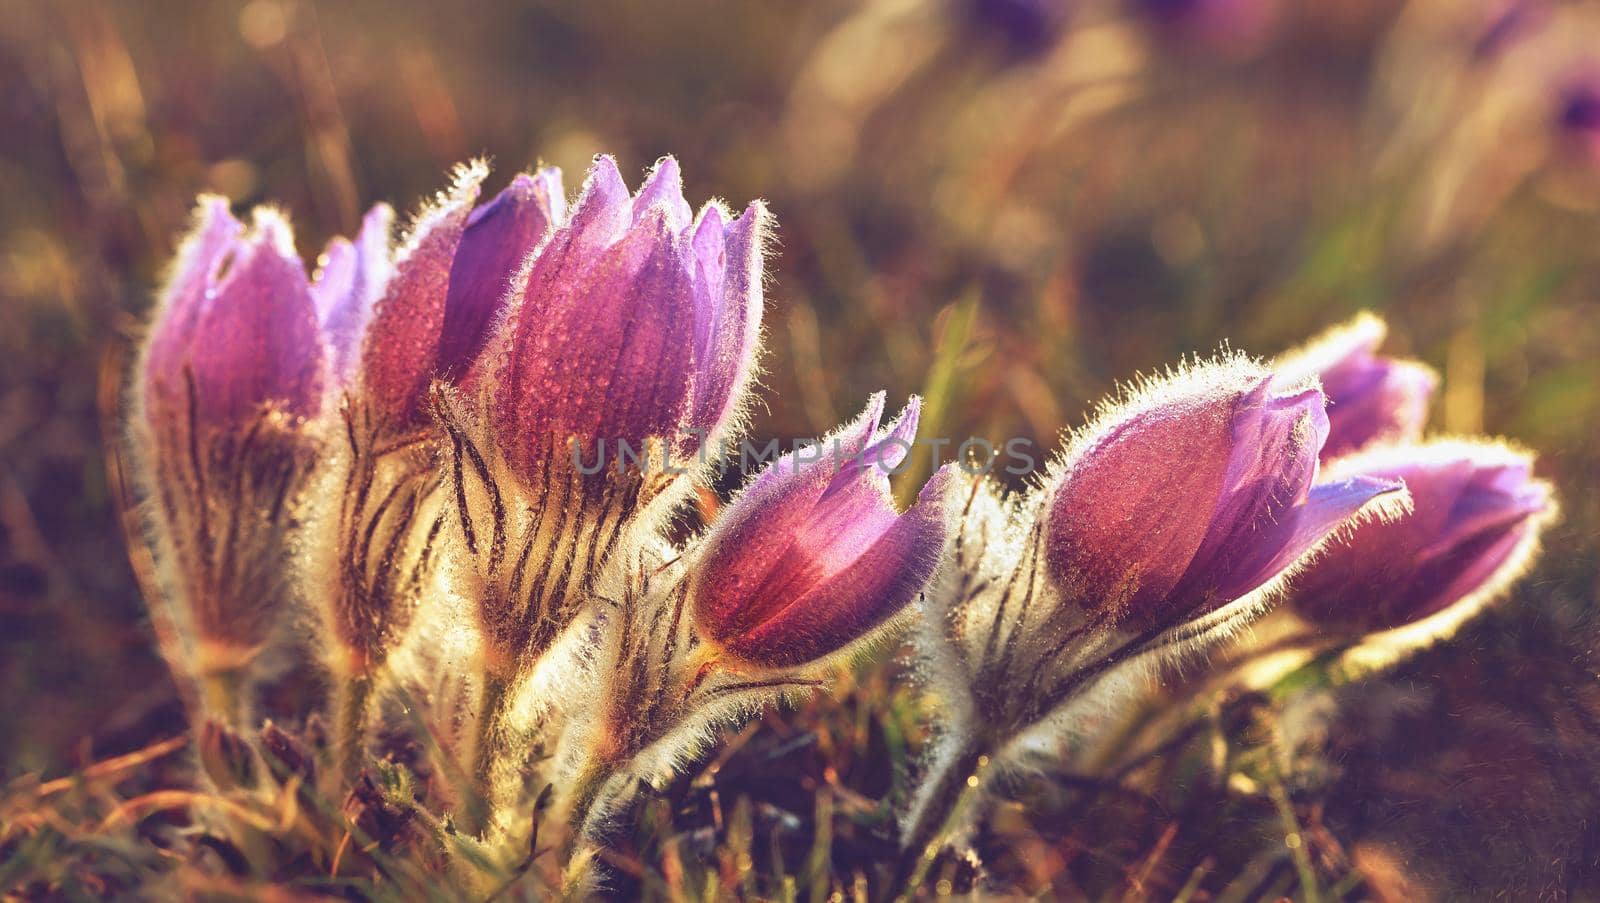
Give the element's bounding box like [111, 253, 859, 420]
[136, 198, 332, 703]
[491, 155, 769, 489]
[359, 163, 567, 428]
[1272, 313, 1438, 461]
[693, 395, 954, 668]
[1044, 357, 1406, 633]
[1289, 439, 1555, 635]
[143, 198, 326, 431]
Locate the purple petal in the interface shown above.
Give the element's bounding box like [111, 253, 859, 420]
[494, 206, 695, 482]
[684, 201, 769, 449]
[1164, 382, 1328, 609]
[316, 204, 393, 385]
[1212, 474, 1405, 600]
[719, 465, 955, 667]
[435, 170, 565, 383]
[359, 166, 484, 424]
[1291, 443, 1554, 632]
[1273, 314, 1438, 460]
[632, 156, 694, 232]
[185, 211, 325, 425]
[145, 199, 243, 424]
[1045, 370, 1248, 623]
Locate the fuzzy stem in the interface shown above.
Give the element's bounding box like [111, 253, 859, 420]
[198, 665, 248, 729]
[463, 669, 512, 837]
[332, 671, 375, 789]
[890, 733, 991, 901]
[566, 757, 618, 850]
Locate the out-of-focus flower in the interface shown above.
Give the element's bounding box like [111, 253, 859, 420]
[491, 155, 767, 490]
[1290, 439, 1555, 637]
[1272, 313, 1438, 461]
[693, 395, 953, 668]
[1045, 357, 1405, 633]
[964, 0, 1071, 58]
[1135, 0, 1277, 54]
[360, 164, 566, 427]
[1555, 69, 1600, 162]
[1471, 0, 1546, 60]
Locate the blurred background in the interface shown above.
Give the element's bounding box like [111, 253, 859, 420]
[2, 0, 1598, 896]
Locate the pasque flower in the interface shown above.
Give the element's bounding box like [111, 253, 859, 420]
[1045, 358, 1406, 633]
[447, 155, 770, 677]
[1272, 313, 1438, 461]
[1290, 439, 1555, 636]
[898, 357, 1405, 890]
[490, 155, 766, 487]
[135, 198, 328, 721]
[693, 395, 954, 668]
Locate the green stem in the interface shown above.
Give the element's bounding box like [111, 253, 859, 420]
[332, 671, 375, 790]
[890, 734, 991, 902]
[199, 666, 248, 728]
[463, 670, 511, 837]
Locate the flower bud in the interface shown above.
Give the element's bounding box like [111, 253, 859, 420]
[693, 396, 954, 668]
[1272, 314, 1438, 460]
[1555, 69, 1600, 164]
[1289, 439, 1555, 636]
[134, 200, 328, 707]
[1045, 358, 1406, 633]
[491, 155, 769, 488]
[359, 164, 566, 427]
[143, 200, 325, 431]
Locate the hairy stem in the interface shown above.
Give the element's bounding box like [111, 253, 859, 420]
[891, 733, 991, 901]
[198, 665, 248, 729]
[463, 670, 512, 837]
[332, 670, 374, 790]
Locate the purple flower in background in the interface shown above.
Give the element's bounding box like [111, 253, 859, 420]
[492, 155, 768, 486]
[360, 165, 566, 427]
[1556, 70, 1600, 162]
[1045, 359, 1405, 632]
[1471, 0, 1545, 61]
[693, 396, 953, 668]
[965, 0, 1071, 58]
[1136, 0, 1275, 52]
[312, 204, 394, 384]
[143, 198, 326, 431]
[1272, 313, 1438, 461]
[1290, 441, 1554, 635]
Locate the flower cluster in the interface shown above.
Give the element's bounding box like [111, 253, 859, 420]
[127, 159, 1555, 894]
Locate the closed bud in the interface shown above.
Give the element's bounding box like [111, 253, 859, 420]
[1045, 357, 1406, 633]
[1290, 439, 1555, 639]
[491, 155, 770, 490]
[134, 200, 329, 718]
[1272, 313, 1438, 460]
[693, 396, 954, 668]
